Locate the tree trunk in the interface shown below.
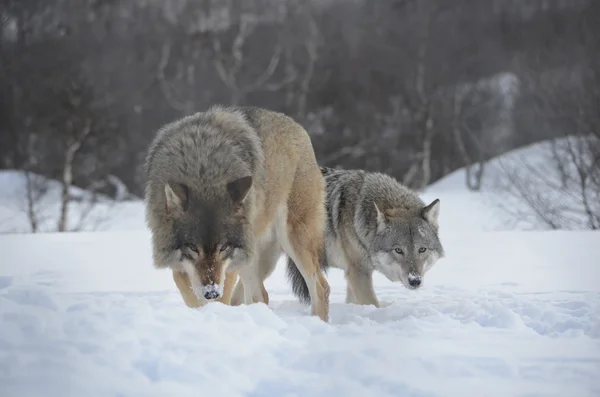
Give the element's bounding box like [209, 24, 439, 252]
[24, 170, 39, 233]
[58, 121, 91, 232]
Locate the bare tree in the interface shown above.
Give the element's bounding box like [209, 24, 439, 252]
[155, 0, 297, 112]
[2, 0, 596, 211]
[366, 0, 493, 191]
[209, 13, 297, 105]
[451, 85, 485, 191]
[11, 165, 109, 234]
[488, 57, 600, 230]
[58, 119, 92, 232]
[23, 170, 45, 233]
[1, 11, 112, 233]
[450, 72, 520, 191]
[156, 42, 195, 114]
[395, 0, 436, 191]
[280, 2, 323, 120]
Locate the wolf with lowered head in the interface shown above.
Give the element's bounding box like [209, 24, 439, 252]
[287, 166, 444, 308]
[144, 105, 330, 321]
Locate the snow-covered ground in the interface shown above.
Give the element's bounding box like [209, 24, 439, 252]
[1, 230, 599, 397]
[1, 140, 599, 396]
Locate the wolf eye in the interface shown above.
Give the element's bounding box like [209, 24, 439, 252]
[220, 243, 230, 253]
[186, 244, 198, 253]
[419, 247, 427, 253]
[394, 248, 404, 255]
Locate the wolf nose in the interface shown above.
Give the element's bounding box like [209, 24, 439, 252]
[202, 284, 221, 300]
[203, 289, 220, 300]
[408, 274, 421, 288]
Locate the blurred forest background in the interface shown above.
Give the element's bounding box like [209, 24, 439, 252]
[1, 0, 598, 213]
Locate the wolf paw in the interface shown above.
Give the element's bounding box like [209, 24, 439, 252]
[379, 300, 394, 308]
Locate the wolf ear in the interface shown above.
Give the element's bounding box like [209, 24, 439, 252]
[422, 198, 440, 228]
[227, 176, 253, 205]
[165, 182, 189, 216]
[373, 201, 387, 233]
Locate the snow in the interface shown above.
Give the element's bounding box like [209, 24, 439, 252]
[1, 140, 600, 396]
[1, 230, 599, 397]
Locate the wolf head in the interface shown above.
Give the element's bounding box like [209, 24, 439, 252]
[370, 199, 444, 290]
[163, 175, 253, 301]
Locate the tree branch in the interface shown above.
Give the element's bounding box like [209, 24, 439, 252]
[157, 43, 190, 113]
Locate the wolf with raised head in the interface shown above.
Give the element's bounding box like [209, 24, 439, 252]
[286, 166, 444, 308]
[144, 105, 330, 321]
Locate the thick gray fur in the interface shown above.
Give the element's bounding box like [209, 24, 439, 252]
[287, 166, 445, 307]
[144, 105, 264, 277]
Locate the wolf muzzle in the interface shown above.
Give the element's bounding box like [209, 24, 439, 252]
[202, 284, 222, 300]
[407, 273, 422, 288]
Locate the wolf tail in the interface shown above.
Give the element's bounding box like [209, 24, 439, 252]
[285, 248, 330, 305]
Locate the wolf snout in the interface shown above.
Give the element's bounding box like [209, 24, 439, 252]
[407, 273, 422, 288]
[202, 284, 222, 300]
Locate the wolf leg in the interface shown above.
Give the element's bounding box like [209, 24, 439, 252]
[234, 237, 281, 306]
[230, 278, 244, 306]
[281, 214, 330, 322]
[237, 259, 266, 305]
[172, 270, 203, 308]
[345, 276, 358, 304]
[254, 238, 282, 305]
[217, 270, 238, 305]
[284, 243, 330, 321]
[345, 268, 380, 308]
[230, 281, 269, 306]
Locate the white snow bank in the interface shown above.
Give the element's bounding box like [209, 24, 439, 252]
[1, 230, 599, 397]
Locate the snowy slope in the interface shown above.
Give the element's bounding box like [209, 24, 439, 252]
[426, 136, 599, 231]
[1, 229, 599, 397]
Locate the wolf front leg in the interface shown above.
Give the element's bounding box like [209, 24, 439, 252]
[237, 258, 268, 305]
[345, 281, 357, 304]
[172, 270, 203, 308]
[218, 270, 239, 305]
[235, 234, 280, 305]
[345, 268, 380, 308]
[230, 280, 270, 306]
